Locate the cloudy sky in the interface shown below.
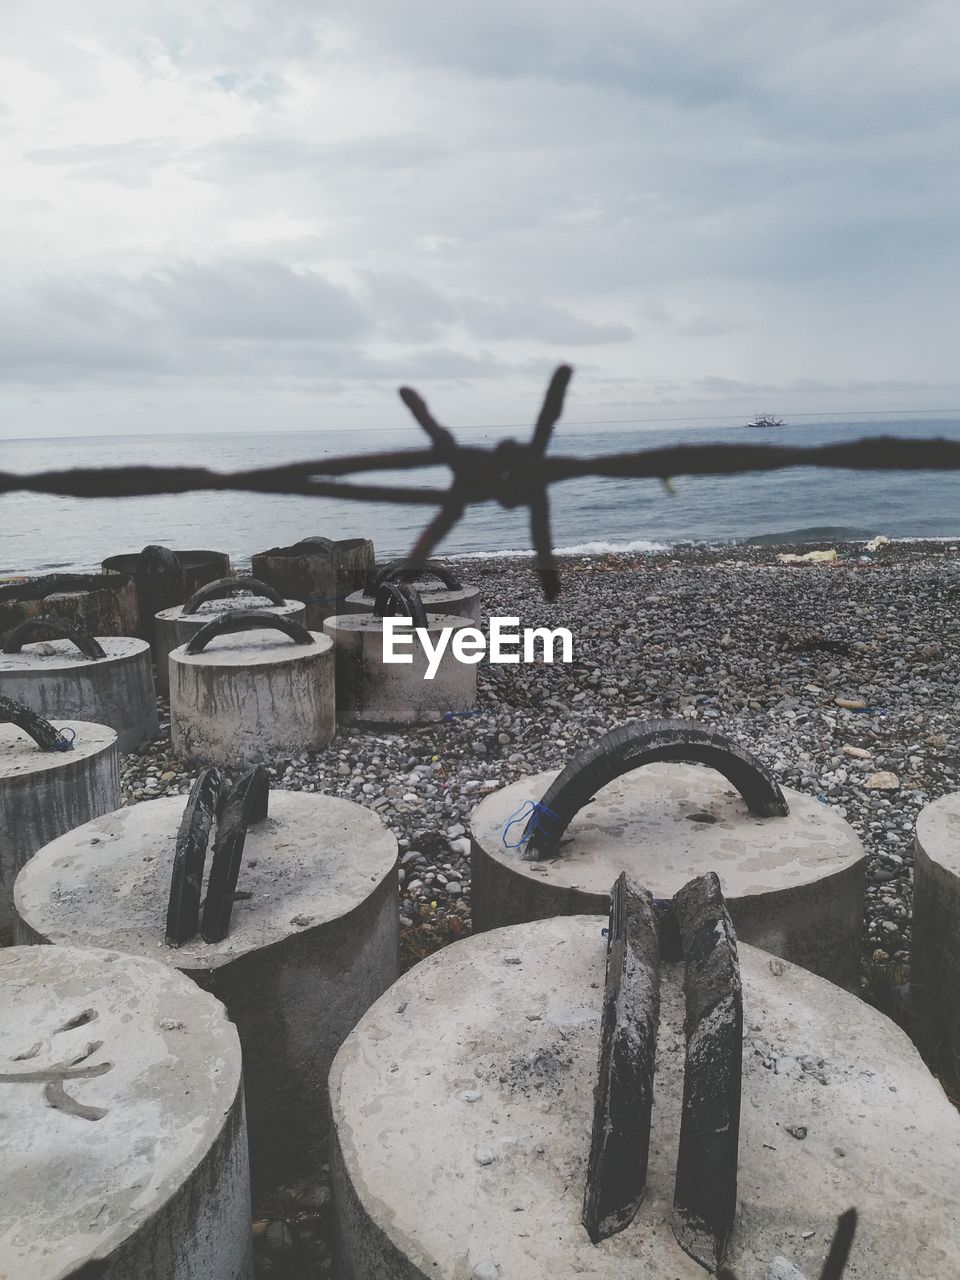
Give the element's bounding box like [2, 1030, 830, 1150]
[2, 1, 959, 439]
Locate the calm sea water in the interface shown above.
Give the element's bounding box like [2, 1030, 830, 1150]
[2, 417, 959, 576]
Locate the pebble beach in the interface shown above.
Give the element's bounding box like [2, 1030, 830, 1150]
[121, 538, 960, 977]
[47, 538, 960, 1275]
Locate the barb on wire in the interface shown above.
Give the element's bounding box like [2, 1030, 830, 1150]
[2, 365, 960, 600]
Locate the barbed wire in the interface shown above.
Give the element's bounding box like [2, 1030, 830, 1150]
[3, 365, 960, 600]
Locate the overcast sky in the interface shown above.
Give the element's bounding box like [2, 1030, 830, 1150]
[2, 1, 959, 440]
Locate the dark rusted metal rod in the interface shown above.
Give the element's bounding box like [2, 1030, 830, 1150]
[582, 873, 661, 1243]
[672, 872, 743, 1273]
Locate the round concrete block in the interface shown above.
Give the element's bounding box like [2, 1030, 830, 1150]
[252, 537, 375, 630]
[0, 718, 119, 942]
[102, 549, 231, 645]
[343, 580, 482, 624]
[471, 761, 865, 989]
[911, 791, 960, 1059]
[323, 612, 477, 725]
[330, 916, 960, 1280]
[169, 619, 335, 768]
[0, 573, 140, 638]
[0, 944, 251, 1280]
[0, 636, 157, 754]
[154, 591, 306, 696]
[16, 790, 399, 1192]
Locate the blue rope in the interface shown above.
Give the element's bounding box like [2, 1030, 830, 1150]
[442, 709, 480, 721]
[501, 799, 560, 848]
[47, 727, 76, 752]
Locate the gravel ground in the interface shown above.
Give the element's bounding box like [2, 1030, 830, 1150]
[116, 538, 960, 1277]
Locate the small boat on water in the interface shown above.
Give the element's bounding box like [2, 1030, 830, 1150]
[745, 414, 785, 429]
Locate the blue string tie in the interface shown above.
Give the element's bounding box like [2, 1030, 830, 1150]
[501, 799, 560, 849]
[48, 727, 76, 752]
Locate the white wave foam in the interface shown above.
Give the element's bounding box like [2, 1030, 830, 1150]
[444, 538, 669, 560]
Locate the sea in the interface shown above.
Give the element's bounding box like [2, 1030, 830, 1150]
[2, 416, 959, 577]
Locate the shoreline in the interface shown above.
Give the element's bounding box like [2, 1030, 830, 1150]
[113, 540, 958, 980]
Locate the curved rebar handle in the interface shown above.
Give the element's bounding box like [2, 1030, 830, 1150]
[182, 577, 285, 614]
[372, 558, 462, 592]
[522, 719, 789, 860]
[138, 544, 182, 575]
[0, 693, 67, 751]
[373, 581, 428, 629]
[2, 614, 106, 660]
[184, 610, 314, 655]
[165, 766, 270, 946]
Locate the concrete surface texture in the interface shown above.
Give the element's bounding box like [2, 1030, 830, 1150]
[323, 612, 478, 725]
[470, 762, 866, 988]
[0, 944, 252, 1280]
[329, 915, 960, 1280]
[911, 791, 960, 1059]
[102, 550, 231, 645]
[169, 627, 335, 768]
[16, 790, 399, 1192]
[0, 637, 158, 753]
[0, 574, 140, 638]
[342, 582, 482, 624]
[153, 596, 306, 695]
[0, 719, 119, 942]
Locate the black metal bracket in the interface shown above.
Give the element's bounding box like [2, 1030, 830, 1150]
[522, 719, 789, 860]
[2, 614, 106, 660]
[373, 581, 429, 628]
[184, 610, 314, 655]
[201, 766, 270, 943]
[182, 577, 285, 614]
[583, 872, 742, 1272]
[163, 766, 269, 946]
[0, 693, 68, 751]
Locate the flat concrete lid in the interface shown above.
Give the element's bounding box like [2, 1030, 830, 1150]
[0, 721, 117, 781]
[169, 628, 332, 668]
[331, 916, 960, 1279]
[324, 612, 473, 635]
[16, 791, 397, 969]
[471, 762, 863, 899]
[0, 944, 242, 1280]
[916, 791, 960, 875]
[156, 598, 302, 623]
[0, 637, 149, 672]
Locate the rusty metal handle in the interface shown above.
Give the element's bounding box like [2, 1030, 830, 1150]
[522, 719, 789, 860]
[2, 614, 106, 660]
[137, 544, 182, 575]
[201, 766, 270, 943]
[0, 693, 69, 751]
[184, 610, 314, 654]
[373, 581, 428, 628]
[182, 577, 285, 614]
[372, 558, 462, 592]
[166, 768, 223, 947]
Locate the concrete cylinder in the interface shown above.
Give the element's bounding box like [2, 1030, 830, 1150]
[470, 724, 865, 990]
[154, 578, 306, 696]
[323, 611, 477, 726]
[0, 620, 157, 753]
[0, 944, 252, 1280]
[251, 537, 376, 630]
[911, 792, 960, 1060]
[102, 548, 231, 645]
[170, 613, 335, 768]
[16, 789, 399, 1194]
[330, 915, 960, 1280]
[343, 561, 481, 624]
[0, 572, 140, 637]
[0, 713, 119, 942]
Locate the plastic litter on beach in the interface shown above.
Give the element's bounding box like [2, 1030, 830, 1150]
[776, 549, 838, 564]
